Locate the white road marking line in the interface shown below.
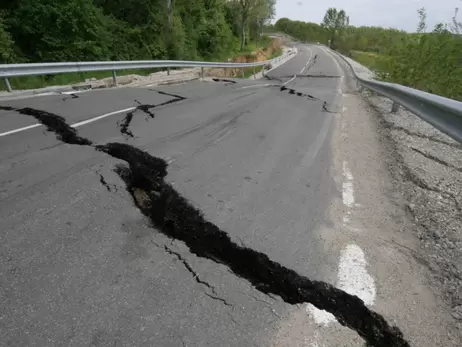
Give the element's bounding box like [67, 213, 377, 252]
[300, 48, 313, 74]
[307, 161, 375, 326]
[72, 107, 135, 128]
[0, 124, 42, 137]
[33, 92, 56, 97]
[306, 244, 376, 325]
[240, 83, 274, 89]
[264, 48, 298, 74]
[0, 107, 136, 138]
[60, 90, 87, 95]
[342, 161, 355, 208]
[306, 305, 336, 325]
[319, 46, 344, 94]
[283, 75, 297, 86]
[338, 244, 376, 305]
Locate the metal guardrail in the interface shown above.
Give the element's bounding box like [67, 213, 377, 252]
[0, 51, 295, 92]
[332, 49, 462, 143]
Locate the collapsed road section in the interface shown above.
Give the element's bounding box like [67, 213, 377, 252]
[6, 103, 410, 347]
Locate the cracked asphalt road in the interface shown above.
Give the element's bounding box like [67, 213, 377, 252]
[0, 44, 456, 346]
[0, 44, 342, 347]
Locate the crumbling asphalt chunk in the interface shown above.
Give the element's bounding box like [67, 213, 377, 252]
[15, 107, 410, 347]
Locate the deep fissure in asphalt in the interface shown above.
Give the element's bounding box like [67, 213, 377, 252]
[11, 104, 410, 347]
[2, 106, 92, 145]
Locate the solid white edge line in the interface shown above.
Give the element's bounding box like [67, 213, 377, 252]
[0, 123, 42, 137]
[264, 48, 298, 75]
[72, 107, 136, 128]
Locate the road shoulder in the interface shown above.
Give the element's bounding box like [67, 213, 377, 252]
[269, 49, 459, 347]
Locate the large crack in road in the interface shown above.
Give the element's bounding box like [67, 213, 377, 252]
[7, 103, 410, 347]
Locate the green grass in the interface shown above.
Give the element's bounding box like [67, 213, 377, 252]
[350, 51, 387, 73]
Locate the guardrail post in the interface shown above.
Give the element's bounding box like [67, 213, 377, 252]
[4, 77, 12, 93]
[253, 65, 256, 80]
[167, 67, 170, 76]
[391, 101, 400, 113]
[262, 65, 266, 78]
[241, 68, 245, 79]
[112, 70, 118, 87]
[201, 67, 204, 79]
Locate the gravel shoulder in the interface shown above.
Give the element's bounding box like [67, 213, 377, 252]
[343, 54, 462, 336]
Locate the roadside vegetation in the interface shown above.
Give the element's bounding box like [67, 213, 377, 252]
[271, 7, 462, 101]
[0, 0, 277, 90]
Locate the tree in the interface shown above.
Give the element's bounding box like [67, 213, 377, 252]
[0, 17, 17, 63]
[417, 7, 427, 33]
[450, 7, 462, 34]
[235, 0, 272, 51]
[321, 8, 349, 48]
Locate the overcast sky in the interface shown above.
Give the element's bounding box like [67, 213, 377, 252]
[274, 0, 461, 32]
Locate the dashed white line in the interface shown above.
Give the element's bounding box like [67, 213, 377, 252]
[342, 161, 355, 208]
[307, 161, 376, 326]
[306, 245, 376, 326]
[338, 244, 376, 306]
[300, 48, 313, 74]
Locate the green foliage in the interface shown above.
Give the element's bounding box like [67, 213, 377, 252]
[274, 18, 327, 43]
[0, 17, 17, 63]
[0, 0, 276, 67]
[276, 8, 462, 101]
[0, 0, 280, 90]
[379, 28, 462, 100]
[321, 8, 349, 47]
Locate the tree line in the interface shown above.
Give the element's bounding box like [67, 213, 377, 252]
[0, 0, 276, 64]
[271, 7, 462, 100]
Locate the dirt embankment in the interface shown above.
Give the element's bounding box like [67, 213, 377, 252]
[208, 38, 283, 77]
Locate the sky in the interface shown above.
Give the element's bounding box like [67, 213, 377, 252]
[274, 0, 461, 32]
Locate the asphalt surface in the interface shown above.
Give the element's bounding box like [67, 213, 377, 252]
[2, 44, 448, 347]
[0, 44, 344, 346]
